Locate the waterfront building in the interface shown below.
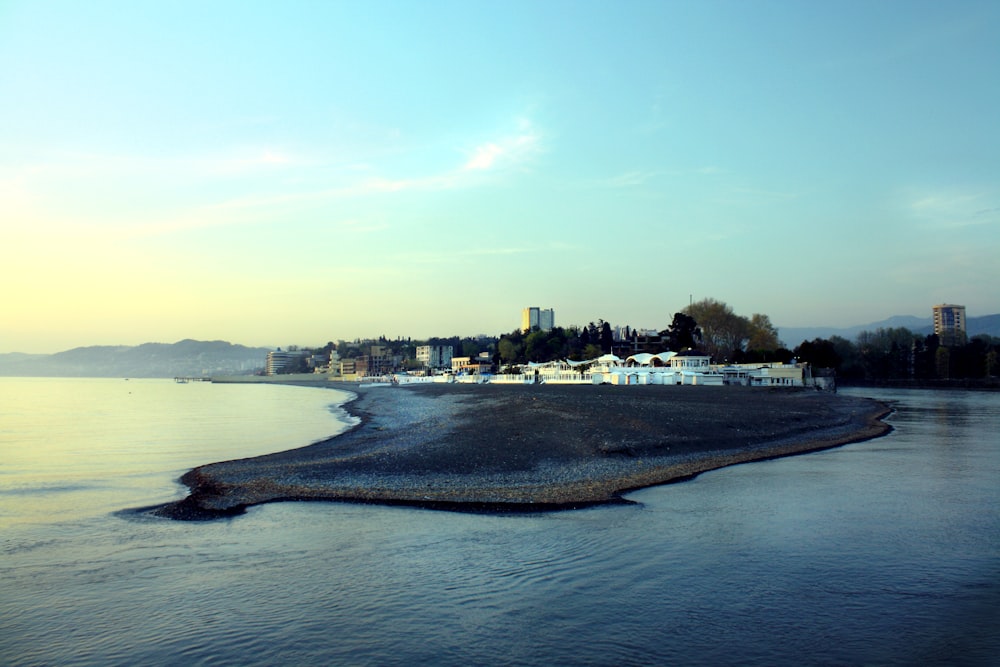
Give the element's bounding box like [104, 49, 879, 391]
[265, 349, 306, 375]
[933, 304, 967, 347]
[718, 362, 809, 387]
[356, 352, 395, 377]
[498, 351, 809, 388]
[522, 307, 555, 332]
[669, 349, 711, 370]
[451, 355, 493, 375]
[416, 345, 453, 369]
[339, 359, 358, 379]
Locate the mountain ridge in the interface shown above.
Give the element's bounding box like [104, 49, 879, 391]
[0, 339, 272, 378]
[3, 313, 998, 376]
[778, 313, 1000, 347]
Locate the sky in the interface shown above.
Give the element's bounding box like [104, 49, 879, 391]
[2, 0, 999, 353]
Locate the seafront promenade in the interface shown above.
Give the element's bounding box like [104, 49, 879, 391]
[156, 383, 890, 519]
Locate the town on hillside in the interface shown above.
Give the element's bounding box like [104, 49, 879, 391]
[260, 301, 999, 387]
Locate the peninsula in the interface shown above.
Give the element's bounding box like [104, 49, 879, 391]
[154, 384, 891, 519]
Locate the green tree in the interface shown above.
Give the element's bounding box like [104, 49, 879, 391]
[564, 325, 585, 360]
[855, 327, 916, 379]
[828, 335, 862, 378]
[912, 335, 938, 379]
[661, 312, 701, 350]
[794, 338, 842, 370]
[498, 332, 524, 364]
[524, 329, 549, 362]
[600, 321, 614, 354]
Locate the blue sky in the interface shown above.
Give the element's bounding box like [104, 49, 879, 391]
[2, 0, 998, 353]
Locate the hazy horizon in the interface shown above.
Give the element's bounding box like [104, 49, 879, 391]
[3, 1, 998, 354]
[7, 310, 987, 357]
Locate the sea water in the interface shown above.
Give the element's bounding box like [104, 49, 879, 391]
[1, 379, 998, 666]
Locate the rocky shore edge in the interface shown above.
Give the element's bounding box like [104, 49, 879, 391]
[152, 383, 891, 520]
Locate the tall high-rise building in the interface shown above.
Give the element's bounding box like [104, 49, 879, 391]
[932, 304, 967, 347]
[521, 307, 555, 332]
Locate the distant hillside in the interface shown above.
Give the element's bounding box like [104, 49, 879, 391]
[0, 339, 272, 378]
[779, 314, 1000, 347]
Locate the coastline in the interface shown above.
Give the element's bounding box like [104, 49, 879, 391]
[154, 384, 891, 519]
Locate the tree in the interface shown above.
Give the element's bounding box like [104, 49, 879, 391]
[524, 330, 548, 362]
[912, 335, 938, 380]
[829, 335, 863, 378]
[935, 346, 951, 379]
[794, 338, 841, 370]
[498, 333, 523, 364]
[855, 327, 916, 379]
[746, 313, 782, 353]
[564, 325, 585, 360]
[683, 298, 750, 361]
[661, 312, 702, 350]
[600, 321, 614, 354]
[986, 349, 999, 378]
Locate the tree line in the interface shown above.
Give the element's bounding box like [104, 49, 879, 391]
[281, 297, 1000, 381]
[495, 299, 790, 367]
[793, 329, 1000, 382]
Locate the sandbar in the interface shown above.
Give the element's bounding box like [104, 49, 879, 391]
[154, 383, 891, 519]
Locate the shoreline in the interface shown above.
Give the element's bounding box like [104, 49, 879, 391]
[153, 384, 891, 520]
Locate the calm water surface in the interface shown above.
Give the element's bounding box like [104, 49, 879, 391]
[1, 380, 997, 666]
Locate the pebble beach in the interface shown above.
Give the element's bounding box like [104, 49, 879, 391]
[156, 383, 891, 519]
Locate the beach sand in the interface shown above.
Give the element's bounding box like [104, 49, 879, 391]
[155, 383, 891, 519]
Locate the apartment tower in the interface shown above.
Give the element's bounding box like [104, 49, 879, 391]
[932, 304, 967, 347]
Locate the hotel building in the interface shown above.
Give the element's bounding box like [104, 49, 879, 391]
[522, 307, 555, 332]
[265, 349, 306, 375]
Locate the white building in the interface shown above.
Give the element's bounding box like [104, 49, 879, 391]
[719, 362, 808, 387]
[416, 345, 454, 369]
[668, 349, 711, 371]
[451, 354, 492, 375]
[487, 344, 821, 388]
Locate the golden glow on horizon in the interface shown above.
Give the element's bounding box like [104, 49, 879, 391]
[2, 2, 998, 353]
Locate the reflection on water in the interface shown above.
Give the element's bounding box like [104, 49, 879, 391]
[1, 382, 998, 666]
[0, 378, 353, 527]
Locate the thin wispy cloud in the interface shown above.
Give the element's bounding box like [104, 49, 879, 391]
[462, 120, 541, 172]
[388, 241, 572, 267]
[599, 166, 723, 188]
[203, 149, 296, 174]
[906, 188, 998, 229]
[6, 118, 546, 239]
[604, 171, 657, 187]
[465, 143, 505, 171]
[731, 186, 798, 200]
